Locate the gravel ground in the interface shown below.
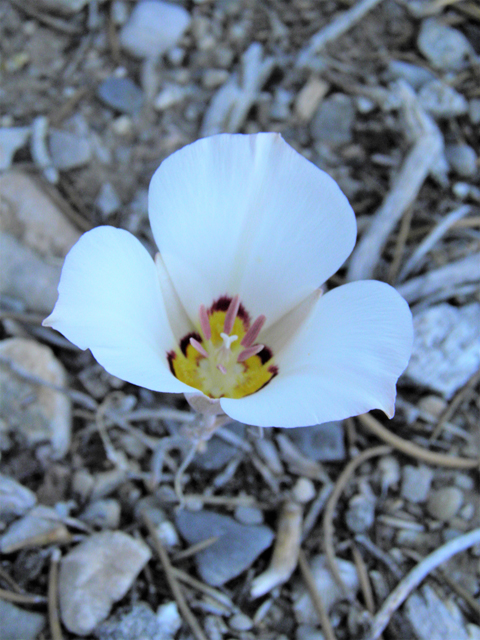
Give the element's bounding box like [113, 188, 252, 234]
[0, 1, 479, 639]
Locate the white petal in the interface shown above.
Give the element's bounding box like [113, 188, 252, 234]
[149, 133, 356, 327]
[155, 253, 193, 343]
[44, 226, 190, 394]
[221, 281, 413, 427]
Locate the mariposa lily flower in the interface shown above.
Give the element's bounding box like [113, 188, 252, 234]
[44, 133, 412, 428]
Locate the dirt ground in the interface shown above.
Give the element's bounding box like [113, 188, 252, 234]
[0, 1, 479, 639]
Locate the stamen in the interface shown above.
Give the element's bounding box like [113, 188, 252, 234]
[237, 344, 265, 363]
[199, 304, 211, 340]
[217, 364, 227, 375]
[241, 314, 266, 347]
[220, 332, 238, 350]
[223, 295, 240, 335]
[190, 337, 208, 358]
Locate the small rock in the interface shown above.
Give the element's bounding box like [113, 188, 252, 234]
[110, 0, 129, 26]
[405, 584, 470, 640]
[0, 505, 70, 553]
[377, 456, 400, 494]
[95, 182, 122, 217]
[120, 0, 191, 59]
[0, 338, 71, 458]
[418, 80, 468, 118]
[0, 599, 45, 640]
[81, 499, 121, 529]
[49, 129, 91, 170]
[356, 96, 376, 114]
[295, 77, 329, 122]
[153, 83, 190, 111]
[469, 99, 480, 125]
[229, 612, 253, 631]
[292, 477, 316, 504]
[97, 77, 143, 114]
[0, 232, 61, 313]
[202, 69, 229, 89]
[0, 474, 37, 521]
[445, 144, 478, 179]
[427, 487, 463, 522]
[288, 421, 345, 462]
[0, 171, 81, 258]
[406, 303, 480, 399]
[418, 395, 447, 419]
[401, 465, 434, 503]
[296, 624, 326, 640]
[176, 509, 274, 586]
[111, 115, 134, 136]
[311, 93, 355, 145]
[387, 60, 435, 90]
[0, 126, 30, 170]
[345, 484, 376, 533]
[418, 18, 475, 71]
[193, 421, 245, 471]
[59, 531, 151, 636]
[270, 88, 293, 121]
[94, 601, 180, 640]
[292, 555, 359, 624]
[234, 505, 264, 525]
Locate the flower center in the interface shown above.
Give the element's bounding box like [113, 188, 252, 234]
[167, 295, 278, 399]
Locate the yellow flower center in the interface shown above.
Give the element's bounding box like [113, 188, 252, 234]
[167, 295, 277, 399]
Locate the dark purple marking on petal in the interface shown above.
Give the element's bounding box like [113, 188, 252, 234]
[209, 295, 250, 327]
[258, 346, 273, 365]
[167, 351, 176, 375]
[179, 331, 202, 356]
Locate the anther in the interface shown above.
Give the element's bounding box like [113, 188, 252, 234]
[190, 337, 208, 358]
[199, 304, 211, 340]
[223, 295, 240, 335]
[217, 364, 227, 375]
[241, 314, 266, 347]
[237, 344, 265, 363]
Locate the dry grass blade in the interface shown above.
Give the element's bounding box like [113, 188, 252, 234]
[323, 446, 391, 592]
[352, 544, 375, 615]
[358, 414, 479, 469]
[48, 548, 63, 640]
[142, 510, 209, 640]
[429, 368, 480, 442]
[387, 205, 415, 285]
[363, 528, 480, 640]
[0, 587, 47, 605]
[170, 566, 234, 610]
[298, 549, 337, 640]
[172, 537, 219, 562]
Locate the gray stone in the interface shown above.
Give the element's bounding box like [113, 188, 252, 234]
[0, 338, 71, 459]
[401, 465, 434, 503]
[193, 421, 245, 471]
[405, 585, 470, 640]
[175, 509, 273, 586]
[49, 129, 91, 171]
[80, 499, 121, 529]
[153, 83, 190, 111]
[296, 625, 326, 640]
[427, 487, 463, 522]
[0, 599, 45, 640]
[59, 531, 151, 636]
[229, 613, 253, 631]
[120, 0, 191, 59]
[418, 18, 475, 71]
[445, 144, 478, 178]
[292, 555, 359, 624]
[0, 126, 30, 170]
[0, 505, 70, 553]
[287, 421, 345, 462]
[387, 60, 435, 90]
[345, 486, 376, 533]
[97, 77, 143, 114]
[406, 303, 480, 399]
[0, 474, 36, 521]
[418, 80, 468, 118]
[94, 602, 181, 640]
[95, 182, 122, 217]
[234, 505, 264, 525]
[311, 93, 355, 145]
[469, 99, 480, 125]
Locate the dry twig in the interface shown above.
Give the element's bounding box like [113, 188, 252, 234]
[142, 511, 209, 640]
[358, 413, 479, 469]
[48, 548, 63, 640]
[323, 446, 391, 592]
[298, 549, 337, 640]
[363, 528, 480, 640]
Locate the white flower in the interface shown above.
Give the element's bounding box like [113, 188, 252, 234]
[44, 133, 413, 428]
